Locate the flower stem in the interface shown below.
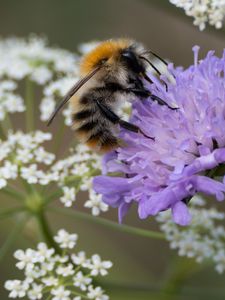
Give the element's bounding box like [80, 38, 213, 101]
[50, 207, 165, 240]
[5, 113, 13, 129]
[0, 124, 6, 139]
[25, 78, 34, 131]
[71, 290, 89, 299]
[53, 118, 66, 156]
[161, 257, 200, 300]
[1, 186, 25, 201]
[0, 214, 28, 262]
[35, 210, 61, 252]
[0, 206, 25, 220]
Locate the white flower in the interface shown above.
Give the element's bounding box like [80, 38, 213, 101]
[157, 195, 225, 273]
[4, 280, 29, 298]
[87, 286, 109, 300]
[73, 271, 92, 291]
[5, 229, 113, 299]
[80, 177, 93, 191]
[40, 97, 55, 121]
[14, 249, 37, 270]
[214, 250, 225, 273]
[60, 186, 76, 207]
[85, 191, 108, 216]
[20, 164, 41, 184]
[34, 147, 55, 165]
[71, 163, 89, 176]
[71, 251, 87, 266]
[25, 266, 42, 281]
[54, 229, 78, 249]
[27, 283, 43, 300]
[62, 106, 73, 126]
[0, 142, 11, 161]
[88, 255, 113, 277]
[36, 243, 55, 262]
[42, 276, 58, 287]
[31, 66, 52, 85]
[4, 94, 25, 114]
[51, 286, 71, 300]
[43, 77, 77, 98]
[169, 0, 225, 30]
[16, 148, 33, 163]
[0, 177, 7, 188]
[56, 264, 75, 277]
[0, 161, 17, 179]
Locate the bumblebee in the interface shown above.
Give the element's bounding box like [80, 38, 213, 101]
[48, 39, 174, 152]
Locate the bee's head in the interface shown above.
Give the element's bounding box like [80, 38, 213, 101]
[120, 45, 148, 75]
[80, 39, 148, 77]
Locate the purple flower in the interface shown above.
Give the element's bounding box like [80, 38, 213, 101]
[93, 46, 225, 226]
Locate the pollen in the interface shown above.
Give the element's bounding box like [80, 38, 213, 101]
[80, 39, 132, 75]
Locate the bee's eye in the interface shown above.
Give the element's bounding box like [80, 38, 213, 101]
[121, 50, 144, 73]
[121, 51, 134, 61]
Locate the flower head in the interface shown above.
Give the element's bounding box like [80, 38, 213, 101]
[5, 229, 112, 299]
[169, 0, 225, 30]
[54, 229, 78, 249]
[157, 195, 225, 272]
[94, 46, 225, 226]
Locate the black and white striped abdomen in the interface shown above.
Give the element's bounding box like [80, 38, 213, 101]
[71, 94, 119, 152]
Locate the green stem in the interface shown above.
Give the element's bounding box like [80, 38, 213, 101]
[0, 124, 6, 139]
[0, 214, 28, 261]
[44, 188, 63, 204]
[1, 186, 25, 201]
[21, 178, 36, 194]
[161, 257, 200, 300]
[50, 207, 164, 240]
[0, 206, 25, 220]
[71, 290, 89, 299]
[35, 210, 61, 252]
[5, 113, 13, 130]
[53, 118, 66, 156]
[25, 78, 34, 131]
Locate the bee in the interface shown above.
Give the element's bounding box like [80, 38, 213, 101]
[47, 39, 175, 152]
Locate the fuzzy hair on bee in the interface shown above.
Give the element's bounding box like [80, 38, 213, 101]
[47, 38, 175, 153]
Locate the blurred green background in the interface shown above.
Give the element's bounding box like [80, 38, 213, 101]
[0, 0, 225, 299]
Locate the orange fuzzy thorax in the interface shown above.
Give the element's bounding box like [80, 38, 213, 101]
[80, 39, 132, 75]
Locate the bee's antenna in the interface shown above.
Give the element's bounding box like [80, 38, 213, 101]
[47, 66, 101, 126]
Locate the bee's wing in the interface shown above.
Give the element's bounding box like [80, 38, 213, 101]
[47, 66, 101, 126]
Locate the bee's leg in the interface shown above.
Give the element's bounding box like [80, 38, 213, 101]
[96, 100, 154, 140]
[125, 88, 178, 110]
[149, 94, 178, 110]
[124, 88, 150, 98]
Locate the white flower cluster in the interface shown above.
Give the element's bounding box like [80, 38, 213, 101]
[0, 130, 108, 215]
[0, 36, 77, 83]
[0, 80, 25, 120]
[169, 0, 225, 30]
[5, 229, 112, 300]
[51, 144, 108, 215]
[0, 36, 79, 125]
[157, 195, 225, 273]
[39, 40, 100, 126]
[0, 131, 53, 188]
[41, 77, 78, 125]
